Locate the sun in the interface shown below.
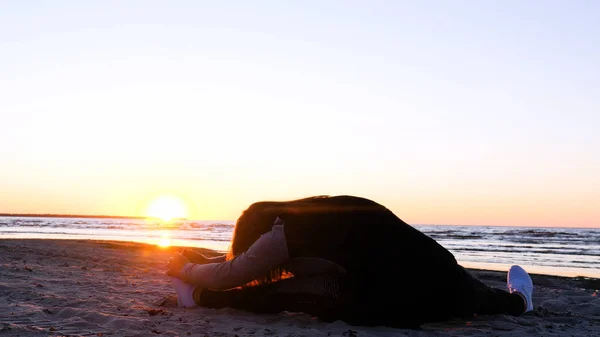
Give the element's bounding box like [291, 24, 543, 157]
[146, 196, 188, 222]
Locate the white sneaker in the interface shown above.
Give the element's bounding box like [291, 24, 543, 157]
[171, 277, 198, 307]
[507, 265, 533, 312]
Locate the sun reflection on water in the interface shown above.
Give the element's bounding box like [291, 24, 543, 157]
[157, 230, 171, 248]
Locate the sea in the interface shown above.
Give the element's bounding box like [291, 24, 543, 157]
[1, 216, 598, 279]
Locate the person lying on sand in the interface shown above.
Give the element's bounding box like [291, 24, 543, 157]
[166, 195, 534, 328]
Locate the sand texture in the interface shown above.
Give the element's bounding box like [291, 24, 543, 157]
[1, 239, 599, 337]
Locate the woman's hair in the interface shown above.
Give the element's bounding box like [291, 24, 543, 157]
[226, 195, 391, 286]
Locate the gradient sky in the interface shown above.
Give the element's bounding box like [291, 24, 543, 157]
[1, 1, 598, 227]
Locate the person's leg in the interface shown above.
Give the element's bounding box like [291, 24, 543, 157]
[456, 266, 526, 316]
[357, 263, 526, 327]
[473, 287, 525, 316]
[197, 275, 349, 322]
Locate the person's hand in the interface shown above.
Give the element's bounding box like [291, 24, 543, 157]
[181, 248, 210, 264]
[166, 253, 191, 278]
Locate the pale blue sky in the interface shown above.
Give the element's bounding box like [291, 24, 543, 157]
[1, 1, 598, 226]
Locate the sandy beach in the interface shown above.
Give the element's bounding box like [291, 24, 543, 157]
[1, 239, 598, 337]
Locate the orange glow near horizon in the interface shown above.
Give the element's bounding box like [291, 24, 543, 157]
[0, 187, 598, 227]
[145, 196, 188, 222]
[0, 189, 598, 228]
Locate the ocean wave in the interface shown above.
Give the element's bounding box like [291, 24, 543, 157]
[3, 219, 598, 276]
[450, 247, 600, 257]
[427, 234, 485, 240]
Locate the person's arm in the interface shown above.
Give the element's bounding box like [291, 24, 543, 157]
[177, 222, 289, 290]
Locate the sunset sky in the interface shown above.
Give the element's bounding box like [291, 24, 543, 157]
[1, 1, 598, 227]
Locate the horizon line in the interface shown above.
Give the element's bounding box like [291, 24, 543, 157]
[0, 213, 188, 221]
[0, 212, 597, 229]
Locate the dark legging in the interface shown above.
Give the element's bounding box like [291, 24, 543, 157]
[198, 275, 350, 322]
[196, 267, 525, 328]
